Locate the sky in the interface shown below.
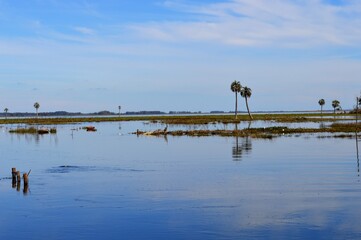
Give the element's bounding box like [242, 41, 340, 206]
[0, 0, 361, 113]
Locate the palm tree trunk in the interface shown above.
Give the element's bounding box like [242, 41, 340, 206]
[235, 92, 238, 119]
[356, 98, 359, 127]
[321, 105, 323, 115]
[245, 97, 253, 120]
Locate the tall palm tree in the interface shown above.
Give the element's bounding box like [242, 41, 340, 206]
[4, 108, 8, 119]
[230, 80, 241, 119]
[34, 102, 40, 118]
[240, 86, 253, 120]
[332, 100, 340, 114]
[318, 99, 325, 115]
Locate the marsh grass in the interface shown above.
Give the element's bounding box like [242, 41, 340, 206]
[9, 127, 38, 134]
[9, 127, 57, 134]
[0, 113, 356, 125]
[2, 113, 360, 138]
[134, 122, 361, 138]
[317, 134, 355, 139]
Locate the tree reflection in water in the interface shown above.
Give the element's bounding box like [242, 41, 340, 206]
[356, 98, 360, 176]
[232, 136, 252, 161]
[232, 122, 252, 161]
[356, 131, 360, 176]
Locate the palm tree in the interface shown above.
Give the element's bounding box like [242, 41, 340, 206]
[240, 86, 253, 120]
[4, 108, 8, 119]
[318, 99, 325, 115]
[34, 102, 40, 118]
[332, 100, 340, 114]
[230, 80, 241, 119]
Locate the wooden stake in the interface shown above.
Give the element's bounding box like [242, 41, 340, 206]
[16, 171, 21, 183]
[12, 168, 17, 188]
[11, 168, 17, 181]
[23, 184, 29, 195]
[23, 173, 29, 186]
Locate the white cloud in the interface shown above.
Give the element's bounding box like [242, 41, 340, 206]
[131, 0, 361, 47]
[73, 26, 96, 35]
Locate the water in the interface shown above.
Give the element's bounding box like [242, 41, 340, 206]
[0, 122, 360, 239]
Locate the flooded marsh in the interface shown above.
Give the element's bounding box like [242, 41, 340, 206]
[0, 121, 360, 239]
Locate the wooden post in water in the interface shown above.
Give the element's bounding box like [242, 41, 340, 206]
[23, 171, 30, 195]
[23, 173, 29, 186]
[23, 184, 29, 195]
[11, 168, 17, 181]
[11, 168, 17, 188]
[16, 171, 21, 183]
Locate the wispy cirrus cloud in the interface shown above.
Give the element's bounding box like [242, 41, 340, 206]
[130, 0, 361, 47]
[73, 26, 96, 35]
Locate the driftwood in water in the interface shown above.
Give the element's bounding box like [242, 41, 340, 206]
[135, 128, 168, 136]
[84, 126, 97, 132]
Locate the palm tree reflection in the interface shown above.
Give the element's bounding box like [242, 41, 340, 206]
[232, 123, 252, 161]
[356, 97, 360, 176]
[232, 136, 252, 161]
[356, 131, 360, 176]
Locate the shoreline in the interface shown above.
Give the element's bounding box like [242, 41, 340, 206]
[0, 113, 357, 125]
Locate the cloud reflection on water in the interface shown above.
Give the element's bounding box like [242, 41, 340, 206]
[0, 121, 361, 239]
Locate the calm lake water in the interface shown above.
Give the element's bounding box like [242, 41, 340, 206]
[0, 121, 360, 239]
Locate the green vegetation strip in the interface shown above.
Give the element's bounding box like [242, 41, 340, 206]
[9, 127, 57, 134]
[0, 113, 357, 125]
[135, 124, 361, 138]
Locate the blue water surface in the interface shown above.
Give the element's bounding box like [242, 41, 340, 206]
[0, 121, 360, 239]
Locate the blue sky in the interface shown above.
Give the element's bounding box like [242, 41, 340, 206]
[0, 0, 360, 113]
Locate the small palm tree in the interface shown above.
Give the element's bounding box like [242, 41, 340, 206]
[240, 86, 253, 120]
[332, 100, 340, 114]
[318, 99, 325, 115]
[4, 108, 8, 119]
[230, 80, 241, 119]
[34, 102, 40, 118]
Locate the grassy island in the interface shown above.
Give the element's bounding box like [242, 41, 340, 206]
[1, 113, 360, 137]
